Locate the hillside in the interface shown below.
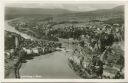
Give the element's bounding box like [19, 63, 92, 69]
[57, 5, 124, 21]
[5, 7, 76, 19]
[5, 5, 124, 20]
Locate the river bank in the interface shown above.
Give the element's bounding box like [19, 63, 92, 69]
[5, 55, 20, 78]
[5, 20, 62, 78]
[5, 47, 61, 78]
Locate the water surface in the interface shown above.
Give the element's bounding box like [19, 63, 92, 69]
[19, 51, 80, 79]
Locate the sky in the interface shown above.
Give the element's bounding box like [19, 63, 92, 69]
[6, 3, 121, 12]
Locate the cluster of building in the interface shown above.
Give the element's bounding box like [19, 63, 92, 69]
[67, 20, 124, 79]
[4, 31, 61, 78]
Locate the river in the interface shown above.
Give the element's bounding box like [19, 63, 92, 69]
[19, 50, 80, 79]
[5, 20, 37, 40]
[5, 20, 80, 79]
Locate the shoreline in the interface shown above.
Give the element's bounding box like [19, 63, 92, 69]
[14, 50, 61, 79]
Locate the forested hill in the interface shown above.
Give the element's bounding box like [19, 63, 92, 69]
[6, 7, 76, 15]
[58, 5, 124, 21]
[5, 7, 75, 19]
[5, 5, 124, 20]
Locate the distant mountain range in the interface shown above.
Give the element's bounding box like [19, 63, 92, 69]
[5, 7, 76, 15]
[5, 5, 124, 20]
[62, 5, 124, 17]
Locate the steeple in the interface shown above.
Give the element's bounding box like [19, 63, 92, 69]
[15, 36, 19, 49]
